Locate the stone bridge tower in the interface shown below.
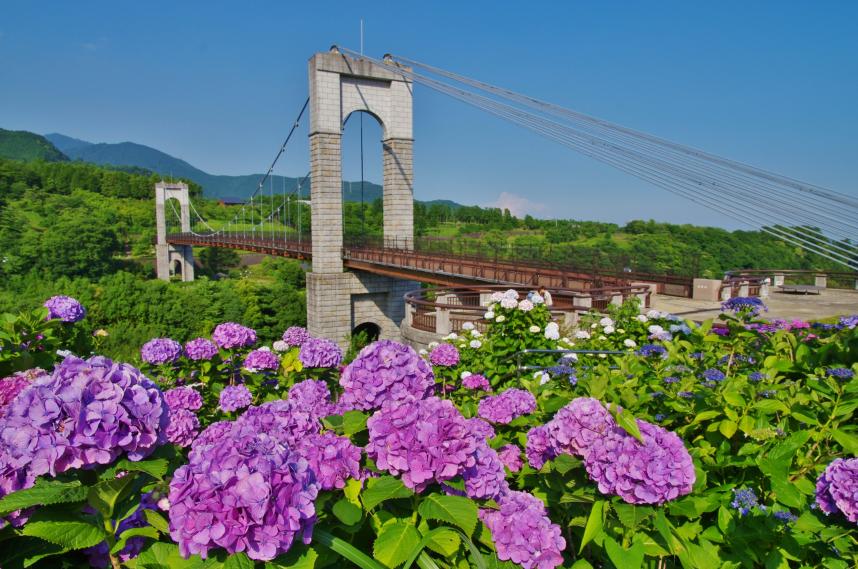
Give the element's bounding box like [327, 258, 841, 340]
[155, 181, 195, 282]
[307, 48, 416, 347]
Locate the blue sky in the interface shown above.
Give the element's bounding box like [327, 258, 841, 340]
[2, 1, 856, 227]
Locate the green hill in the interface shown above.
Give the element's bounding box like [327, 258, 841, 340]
[0, 129, 67, 162]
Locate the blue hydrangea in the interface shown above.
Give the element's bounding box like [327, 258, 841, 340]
[731, 488, 759, 516]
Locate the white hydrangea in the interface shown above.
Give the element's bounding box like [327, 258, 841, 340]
[646, 309, 661, 319]
[533, 370, 551, 385]
[648, 325, 664, 335]
[598, 353, 607, 359]
[56, 349, 74, 358]
[599, 317, 614, 327]
[544, 322, 560, 340]
[617, 328, 625, 334]
[496, 315, 506, 323]
[470, 340, 482, 349]
[428, 341, 439, 349]
[575, 330, 591, 339]
[500, 297, 518, 309]
[272, 340, 289, 353]
[603, 325, 615, 334]
[258, 346, 272, 352]
[470, 329, 482, 338]
[598, 335, 608, 341]
[418, 349, 428, 356]
[531, 293, 545, 305]
[562, 352, 579, 362]
[490, 291, 506, 303]
[462, 322, 475, 331]
[590, 323, 598, 329]
[636, 314, 649, 323]
[529, 325, 541, 333]
[461, 371, 473, 379]
[504, 289, 519, 300]
[484, 311, 495, 320]
[623, 338, 637, 348]
[444, 333, 459, 340]
[518, 299, 534, 312]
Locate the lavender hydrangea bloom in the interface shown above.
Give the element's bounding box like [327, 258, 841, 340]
[637, 344, 668, 359]
[826, 368, 854, 380]
[299, 432, 361, 490]
[498, 444, 523, 473]
[243, 349, 280, 372]
[288, 380, 333, 420]
[0, 368, 46, 411]
[219, 385, 253, 413]
[282, 326, 311, 347]
[584, 420, 695, 505]
[0, 356, 168, 486]
[721, 296, 767, 317]
[140, 338, 183, 365]
[731, 488, 760, 516]
[477, 388, 537, 424]
[545, 397, 614, 458]
[479, 491, 566, 569]
[466, 417, 496, 441]
[815, 458, 858, 523]
[702, 368, 726, 382]
[525, 425, 557, 470]
[164, 386, 203, 411]
[429, 343, 460, 367]
[298, 338, 343, 369]
[838, 315, 858, 330]
[338, 340, 434, 411]
[165, 408, 200, 448]
[211, 322, 257, 349]
[367, 396, 477, 492]
[43, 295, 86, 323]
[462, 373, 491, 391]
[184, 338, 219, 361]
[191, 420, 233, 452]
[237, 399, 319, 450]
[168, 421, 319, 561]
[462, 442, 508, 500]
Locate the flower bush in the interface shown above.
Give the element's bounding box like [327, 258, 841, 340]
[0, 294, 856, 569]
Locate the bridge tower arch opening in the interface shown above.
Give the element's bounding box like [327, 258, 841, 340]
[307, 48, 416, 347]
[155, 182, 195, 282]
[341, 109, 384, 244]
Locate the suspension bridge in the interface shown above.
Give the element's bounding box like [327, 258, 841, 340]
[158, 47, 858, 347]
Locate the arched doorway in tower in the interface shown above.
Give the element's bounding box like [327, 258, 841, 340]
[341, 110, 384, 247]
[172, 259, 183, 278]
[351, 321, 381, 353]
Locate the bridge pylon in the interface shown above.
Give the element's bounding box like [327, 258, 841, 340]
[155, 181, 195, 282]
[306, 48, 416, 347]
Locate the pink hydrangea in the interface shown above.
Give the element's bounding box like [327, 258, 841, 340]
[429, 343, 460, 367]
[299, 432, 362, 490]
[477, 388, 536, 424]
[498, 444, 523, 473]
[479, 491, 565, 569]
[525, 425, 557, 470]
[815, 458, 858, 523]
[287, 380, 334, 420]
[545, 397, 614, 458]
[212, 322, 257, 349]
[164, 386, 203, 412]
[243, 349, 280, 372]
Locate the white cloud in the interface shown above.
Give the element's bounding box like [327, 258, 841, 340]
[487, 192, 547, 217]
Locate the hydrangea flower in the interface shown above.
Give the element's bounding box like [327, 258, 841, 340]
[624, 338, 637, 348]
[0, 368, 46, 411]
[731, 488, 760, 516]
[544, 322, 560, 340]
[478, 388, 536, 424]
[298, 338, 342, 368]
[141, 338, 183, 365]
[168, 421, 319, 561]
[721, 296, 767, 317]
[212, 322, 257, 349]
[429, 343, 460, 367]
[546, 397, 614, 457]
[219, 385, 253, 413]
[773, 510, 798, 524]
[637, 344, 668, 359]
[164, 386, 203, 411]
[165, 408, 200, 448]
[574, 330, 590, 340]
[826, 368, 854, 380]
[584, 419, 695, 505]
[663, 376, 679, 384]
[338, 340, 434, 411]
[463, 442, 508, 500]
[243, 349, 280, 372]
[272, 340, 289, 353]
[498, 444, 523, 473]
[236, 400, 319, 450]
[299, 432, 361, 490]
[184, 338, 219, 361]
[479, 491, 566, 569]
[366, 396, 477, 492]
[467, 417, 496, 441]
[282, 326, 311, 347]
[500, 297, 518, 309]
[190, 420, 233, 452]
[288, 379, 334, 419]
[462, 372, 491, 392]
[43, 295, 86, 323]
[815, 458, 858, 523]
[529, 325, 541, 333]
[749, 372, 766, 382]
[0, 356, 168, 485]
[701, 368, 726, 382]
[518, 299, 534, 312]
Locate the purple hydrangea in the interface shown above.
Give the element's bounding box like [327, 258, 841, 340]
[43, 295, 86, 323]
[838, 315, 858, 330]
[479, 491, 566, 569]
[637, 344, 668, 359]
[773, 510, 798, 524]
[338, 340, 434, 411]
[731, 487, 760, 516]
[299, 432, 361, 490]
[288, 380, 334, 420]
[826, 368, 854, 380]
[165, 408, 200, 448]
[141, 338, 183, 365]
[467, 417, 496, 441]
[0, 356, 168, 493]
[749, 372, 766, 382]
[243, 349, 280, 372]
[168, 421, 319, 561]
[498, 444, 523, 473]
[462, 442, 508, 500]
[0, 369, 46, 411]
[190, 420, 233, 452]
[366, 396, 477, 492]
[462, 373, 491, 391]
[477, 388, 537, 424]
[282, 326, 311, 347]
[663, 376, 680, 384]
[721, 296, 767, 317]
[184, 338, 219, 361]
[815, 458, 858, 523]
[429, 343, 460, 367]
[702, 368, 726, 383]
[584, 419, 695, 505]
[211, 322, 257, 350]
[164, 386, 203, 411]
[546, 397, 614, 458]
[219, 385, 253, 413]
[298, 338, 343, 369]
[236, 400, 319, 450]
[525, 425, 557, 470]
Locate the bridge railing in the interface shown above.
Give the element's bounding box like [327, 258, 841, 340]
[726, 269, 858, 291]
[403, 284, 651, 336]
